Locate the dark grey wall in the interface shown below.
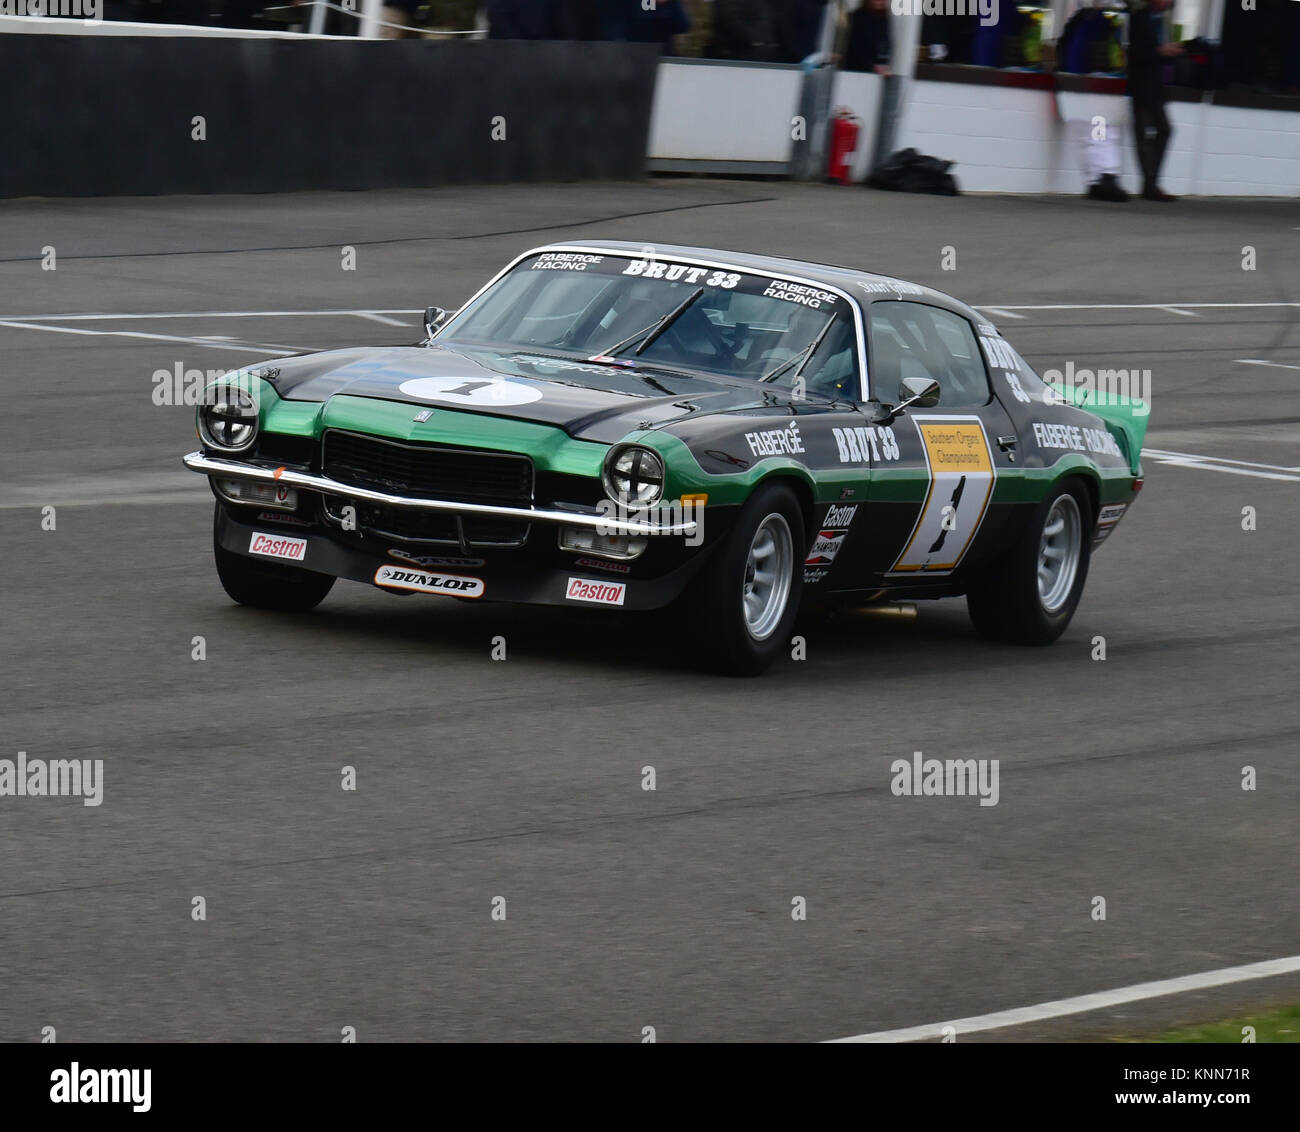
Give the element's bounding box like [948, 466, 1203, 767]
[0, 37, 660, 197]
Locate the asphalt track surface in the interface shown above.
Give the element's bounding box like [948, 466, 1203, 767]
[2, 182, 1298, 1042]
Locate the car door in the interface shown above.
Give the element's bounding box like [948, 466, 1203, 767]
[854, 301, 1023, 586]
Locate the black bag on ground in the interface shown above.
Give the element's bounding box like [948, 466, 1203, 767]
[865, 148, 961, 195]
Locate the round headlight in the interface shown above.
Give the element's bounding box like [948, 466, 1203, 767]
[200, 385, 259, 452]
[604, 445, 665, 507]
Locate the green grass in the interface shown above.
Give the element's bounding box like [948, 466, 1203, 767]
[1115, 1005, 1300, 1043]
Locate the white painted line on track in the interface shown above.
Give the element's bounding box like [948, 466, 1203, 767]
[1159, 306, 1200, 317]
[0, 474, 206, 510]
[1238, 359, 1300, 372]
[978, 307, 1026, 320]
[1143, 448, 1300, 481]
[974, 301, 1300, 313]
[354, 312, 414, 327]
[0, 309, 423, 322]
[829, 955, 1300, 1043]
[0, 320, 306, 356]
[1144, 448, 1300, 472]
[0, 491, 205, 511]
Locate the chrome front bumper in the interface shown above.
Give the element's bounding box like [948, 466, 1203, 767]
[183, 451, 698, 538]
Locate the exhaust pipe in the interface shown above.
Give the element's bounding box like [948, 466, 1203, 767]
[844, 603, 918, 621]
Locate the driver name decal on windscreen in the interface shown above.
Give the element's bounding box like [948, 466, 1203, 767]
[448, 253, 858, 391]
[620, 260, 740, 288]
[763, 281, 839, 309]
[530, 252, 603, 271]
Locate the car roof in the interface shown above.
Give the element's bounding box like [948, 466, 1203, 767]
[540, 240, 988, 327]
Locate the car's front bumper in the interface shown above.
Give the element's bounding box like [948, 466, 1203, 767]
[212, 505, 716, 611]
[184, 451, 698, 538]
[192, 446, 722, 610]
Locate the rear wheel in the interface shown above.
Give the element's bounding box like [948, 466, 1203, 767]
[967, 480, 1091, 645]
[691, 483, 804, 675]
[213, 508, 335, 612]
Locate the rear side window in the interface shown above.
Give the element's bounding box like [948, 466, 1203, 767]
[978, 332, 1052, 405]
[869, 302, 990, 408]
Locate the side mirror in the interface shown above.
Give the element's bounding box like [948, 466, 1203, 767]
[897, 376, 941, 410]
[874, 376, 941, 425]
[423, 306, 449, 341]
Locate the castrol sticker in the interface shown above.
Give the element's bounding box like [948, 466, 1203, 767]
[565, 577, 626, 606]
[249, 532, 308, 562]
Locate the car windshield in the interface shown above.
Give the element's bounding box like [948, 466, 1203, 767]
[441, 251, 859, 390]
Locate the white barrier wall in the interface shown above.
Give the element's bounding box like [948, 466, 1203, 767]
[647, 59, 805, 174]
[895, 80, 1300, 197]
[1194, 102, 1300, 196]
[894, 80, 1066, 194]
[647, 58, 1298, 197]
[4, 26, 1293, 196]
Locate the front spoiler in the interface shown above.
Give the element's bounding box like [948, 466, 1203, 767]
[184, 451, 697, 538]
[213, 506, 716, 611]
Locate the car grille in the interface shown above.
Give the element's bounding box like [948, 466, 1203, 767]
[321, 429, 533, 547]
[254, 431, 316, 467]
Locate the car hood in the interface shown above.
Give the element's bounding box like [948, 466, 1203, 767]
[259, 343, 774, 444]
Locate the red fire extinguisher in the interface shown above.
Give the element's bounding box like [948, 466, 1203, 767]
[827, 107, 862, 185]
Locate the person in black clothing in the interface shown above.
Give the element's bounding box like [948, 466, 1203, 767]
[708, 0, 778, 61]
[486, 0, 556, 39]
[843, 0, 892, 74]
[553, 0, 603, 40]
[775, 0, 829, 64]
[628, 0, 690, 53]
[1127, 0, 1184, 201]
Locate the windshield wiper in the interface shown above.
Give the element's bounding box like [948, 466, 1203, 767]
[760, 312, 839, 384]
[591, 287, 705, 361]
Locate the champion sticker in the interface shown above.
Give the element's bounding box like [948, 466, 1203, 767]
[249, 532, 307, 561]
[374, 565, 485, 598]
[805, 530, 846, 566]
[397, 375, 542, 407]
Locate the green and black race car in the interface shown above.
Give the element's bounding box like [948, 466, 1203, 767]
[184, 241, 1148, 675]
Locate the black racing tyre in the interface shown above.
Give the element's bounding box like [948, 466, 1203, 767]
[213, 509, 335, 612]
[967, 478, 1092, 645]
[690, 482, 805, 676]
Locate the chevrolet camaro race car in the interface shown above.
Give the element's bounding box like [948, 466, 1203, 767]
[184, 241, 1148, 675]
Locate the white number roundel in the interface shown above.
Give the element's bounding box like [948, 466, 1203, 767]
[398, 376, 542, 406]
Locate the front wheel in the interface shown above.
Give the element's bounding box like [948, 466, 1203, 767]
[690, 483, 804, 676]
[214, 508, 335, 612]
[967, 480, 1092, 645]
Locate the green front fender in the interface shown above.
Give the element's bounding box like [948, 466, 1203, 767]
[624, 430, 822, 507]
